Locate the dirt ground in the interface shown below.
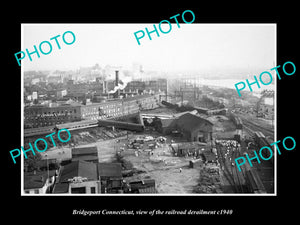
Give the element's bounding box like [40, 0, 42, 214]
[41, 130, 203, 194]
[38, 114, 237, 194]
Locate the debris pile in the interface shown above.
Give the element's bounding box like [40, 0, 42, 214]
[193, 166, 222, 193]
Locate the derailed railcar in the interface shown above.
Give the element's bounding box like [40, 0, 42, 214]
[254, 131, 273, 164]
[98, 119, 144, 132]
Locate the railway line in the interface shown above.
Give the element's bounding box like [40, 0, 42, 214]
[216, 140, 246, 193]
[231, 147, 246, 193]
[240, 116, 274, 138]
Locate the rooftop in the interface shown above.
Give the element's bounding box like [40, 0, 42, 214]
[97, 163, 122, 178]
[24, 170, 56, 189]
[176, 113, 213, 132]
[72, 146, 98, 156]
[59, 160, 98, 183]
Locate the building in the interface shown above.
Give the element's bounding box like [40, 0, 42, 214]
[24, 170, 56, 194]
[67, 83, 90, 96]
[127, 179, 156, 193]
[257, 93, 274, 120]
[24, 103, 82, 128]
[57, 89, 67, 98]
[24, 94, 160, 128]
[53, 161, 125, 194]
[125, 80, 145, 93]
[189, 158, 204, 168]
[71, 146, 99, 163]
[98, 163, 123, 193]
[176, 113, 213, 143]
[125, 79, 167, 94]
[53, 160, 99, 194]
[155, 113, 213, 143]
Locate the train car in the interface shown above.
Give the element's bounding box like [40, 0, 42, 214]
[207, 108, 227, 116]
[98, 119, 144, 132]
[55, 120, 98, 131]
[193, 106, 209, 114]
[254, 131, 273, 164]
[161, 100, 177, 108]
[24, 126, 56, 137]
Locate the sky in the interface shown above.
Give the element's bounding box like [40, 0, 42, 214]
[22, 23, 276, 76]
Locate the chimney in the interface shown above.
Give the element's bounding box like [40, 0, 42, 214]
[115, 70, 119, 87]
[115, 70, 120, 98]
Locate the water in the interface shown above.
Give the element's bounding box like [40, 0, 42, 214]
[186, 78, 275, 95]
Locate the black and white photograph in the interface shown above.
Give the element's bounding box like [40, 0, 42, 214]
[3, 4, 298, 222]
[21, 23, 276, 195]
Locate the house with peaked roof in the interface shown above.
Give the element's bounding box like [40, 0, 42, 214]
[53, 160, 99, 194]
[97, 163, 123, 193]
[176, 113, 213, 143]
[156, 113, 213, 143]
[24, 170, 56, 194]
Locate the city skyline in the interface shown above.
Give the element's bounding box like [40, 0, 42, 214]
[22, 24, 276, 77]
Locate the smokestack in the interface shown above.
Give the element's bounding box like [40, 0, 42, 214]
[115, 70, 119, 86]
[115, 70, 120, 98]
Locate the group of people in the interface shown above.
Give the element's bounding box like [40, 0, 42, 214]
[216, 139, 240, 148]
[216, 139, 240, 160]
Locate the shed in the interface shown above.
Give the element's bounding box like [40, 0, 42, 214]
[129, 179, 156, 193]
[71, 146, 98, 163]
[97, 163, 123, 193]
[176, 113, 213, 143]
[189, 158, 204, 168]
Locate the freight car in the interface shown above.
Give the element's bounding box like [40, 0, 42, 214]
[206, 108, 227, 116]
[254, 131, 273, 164]
[55, 120, 98, 131]
[24, 125, 56, 137]
[98, 119, 144, 132]
[161, 100, 177, 108]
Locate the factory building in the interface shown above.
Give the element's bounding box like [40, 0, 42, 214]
[155, 113, 213, 143]
[24, 70, 162, 128]
[24, 94, 160, 128]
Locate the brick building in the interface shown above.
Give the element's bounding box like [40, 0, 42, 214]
[24, 94, 160, 128]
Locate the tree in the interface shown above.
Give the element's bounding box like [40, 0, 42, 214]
[24, 152, 42, 172]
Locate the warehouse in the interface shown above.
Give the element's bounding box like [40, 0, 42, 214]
[176, 113, 213, 143]
[24, 94, 160, 128]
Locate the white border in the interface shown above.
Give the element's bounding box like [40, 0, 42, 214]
[21, 23, 277, 196]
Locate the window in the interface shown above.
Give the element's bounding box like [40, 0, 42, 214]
[90, 187, 96, 193]
[71, 187, 86, 193]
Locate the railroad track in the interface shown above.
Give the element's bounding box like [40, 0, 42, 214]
[216, 144, 238, 192]
[240, 117, 274, 138]
[231, 148, 246, 193]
